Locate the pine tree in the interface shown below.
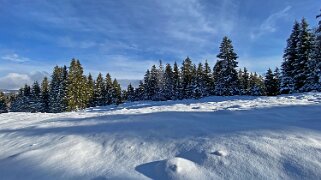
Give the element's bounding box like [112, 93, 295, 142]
[49, 66, 67, 113]
[294, 18, 313, 92]
[127, 83, 135, 102]
[265, 68, 279, 96]
[203, 60, 214, 96]
[41, 77, 50, 112]
[66, 59, 88, 111]
[0, 92, 7, 113]
[274, 67, 281, 95]
[143, 69, 151, 100]
[316, 10, 321, 91]
[214, 36, 240, 95]
[149, 65, 159, 100]
[135, 81, 145, 101]
[249, 73, 266, 96]
[305, 11, 321, 91]
[193, 63, 205, 99]
[155, 60, 166, 101]
[87, 73, 95, 107]
[105, 73, 113, 105]
[164, 63, 174, 100]
[281, 21, 300, 94]
[181, 57, 194, 98]
[111, 79, 122, 105]
[30, 81, 43, 112]
[94, 73, 105, 106]
[172, 62, 181, 99]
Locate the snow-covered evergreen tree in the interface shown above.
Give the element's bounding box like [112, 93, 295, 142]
[192, 63, 205, 99]
[264, 68, 280, 96]
[29, 81, 43, 112]
[172, 62, 181, 100]
[305, 11, 321, 91]
[239, 67, 250, 95]
[181, 57, 194, 98]
[105, 73, 113, 105]
[49, 66, 67, 113]
[294, 18, 313, 92]
[155, 60, 166, 101]
[249, 73, 266, 96]
[94, 73, 105, 106]
[164, 63, 174, 100]
[66, 59, 88, 111]
[281, 21, 300, 94]
[135, 81, 145, 101]
[111, 79, 122, 105]
[203, 60, 214, 96]
[143, 69, 151, 100]
[127, 83, 135, 102]
[87, 73, 95, 107]
[0, 92, 7, 113]
[41, 77, 49, 112]
[214, 37, 240, 96]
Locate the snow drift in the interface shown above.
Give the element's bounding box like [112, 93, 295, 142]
[0, 93, 321, 179]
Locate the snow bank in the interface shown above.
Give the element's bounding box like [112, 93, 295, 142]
[0, 93, 321, 179]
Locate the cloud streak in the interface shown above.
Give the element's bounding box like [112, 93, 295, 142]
[1, 53, 30, 63]
[250, 6, 292, 39]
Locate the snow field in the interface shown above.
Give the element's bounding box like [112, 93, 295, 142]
[0, 93, 321, 179]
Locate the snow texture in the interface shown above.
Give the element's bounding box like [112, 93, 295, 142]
[0, 93, 321, 179]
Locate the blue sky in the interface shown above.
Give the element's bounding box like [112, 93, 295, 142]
[0, 0, 319, 89]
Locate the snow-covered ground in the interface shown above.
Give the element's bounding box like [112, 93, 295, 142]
[0, 93, 321, 179]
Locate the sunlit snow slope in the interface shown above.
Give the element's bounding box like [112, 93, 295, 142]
[0, 93, 321, 179]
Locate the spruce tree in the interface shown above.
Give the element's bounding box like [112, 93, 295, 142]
[305, 11, 321, 91]
[149, 65, 159, 100]
[294, 18, 313, 92]
[181, 57, 194, 98]
[281, 21, 300, 94]
[127, 83, 135, 102]
[214, 37, 240, 95]
[112, 79, 122, 105]
[155, 60, 166, 101]
[30, 81, 43, 112]
[249, 73, 266, 96]
[49, 66, 67, 113]
[41, 77, 50, 112]
[105, 73, 113, 105]
[164, 63, 174, 100]
[66, 59, 88, 111]
[316, 10, 321, 91]
[0, 92, 7, 113]
[193, 63, 205, 99]
[265, 68, 279, 96]
[94, 73, 105, 106]
[172, 62, 181, 99]
[203, 60, 214, 96]
[135, 81, 145, 101]
[87, 73, 95, 107]
[143, 69, 151, 100]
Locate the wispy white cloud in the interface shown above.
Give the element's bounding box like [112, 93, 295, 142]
[1, 53, 30, 63]
[57, 37, 97, 49]
[0, 71, 49, 90]
[250, 6, 291, 39]
[238, 55, 282, 74]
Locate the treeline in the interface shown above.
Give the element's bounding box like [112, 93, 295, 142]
[6, 59, 123, 113]
[0, 11, 320, 113]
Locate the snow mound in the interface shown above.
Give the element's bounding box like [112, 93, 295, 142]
[136, 157, 214, 180]
[212, 150, 228, 157]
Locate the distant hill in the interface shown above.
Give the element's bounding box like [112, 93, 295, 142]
[0, 80, 140, 94]
[0, 89, 18, 95]
[118, 79, 141, 89]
